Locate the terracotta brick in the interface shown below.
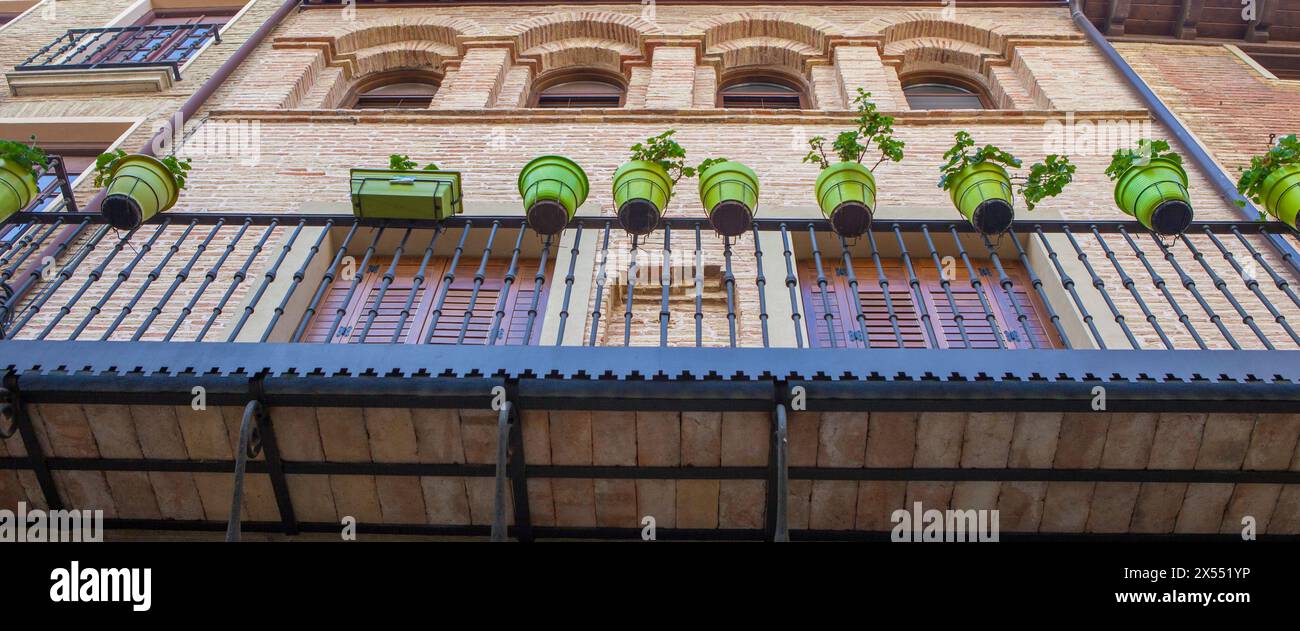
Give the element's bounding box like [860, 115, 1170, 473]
[961, 412, 1014, 468]
[914, 413, 965, 467]
[591, 411, 637, 466]
[1242, 414, 1300, 470]
[1052, 413, 1108, 469]
[1194, 413, 1255, 470]
[720, 411, 768, 466]
[854, 480, 907, 531]
[1130, 483, 1186, 533]
[1007, 412, 1061, 468]
[365, 408, 420, 463]
[817, 412, 868, 468]
[636, 412, 679, 466]
[411, 409, 466, 464]
[681, 411, 721, 467]
[809, 480, 857, 530]
[718, 480, 765, 529]
[1039, 482, 1094, 532]
[1218, 484, 1281, 535]
[864, 412, 917, 468]
[1099, 413, 1158, 469]
[594, 479, 638, 527]
[1085, 483, 1140, 533]
[997, 481, 1047, 532]
[636, 479, 676, 529]
[1147, 413, 1206, 469]
[1174, 483, 1234, 533]
[457, 409, 500, 465]
[551, 478, 596, 527]
[676, 479, 720, 529]
[549, 411, 592, 466]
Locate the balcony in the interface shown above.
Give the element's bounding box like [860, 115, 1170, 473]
[7, 24, 222, 95]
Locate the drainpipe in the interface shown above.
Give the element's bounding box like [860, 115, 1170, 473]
[1, 0, 304, 330]
[1068, 0, 1300, 275]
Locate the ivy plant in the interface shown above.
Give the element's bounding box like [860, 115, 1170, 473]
[1234, 134, 1300, 209]
[94, 150, 193, 190]
[389, 154, 439, 171]
[938, 131, 1075, 211]
[0, 136, 49, 172]
[1105, 138, 1182, 182]
[629, 130, 724, 184]
[803, 89, 905, 171]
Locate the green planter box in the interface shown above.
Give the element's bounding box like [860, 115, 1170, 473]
[0, 158, 40, 224]
[350, 168, 463, 220]
[519, 155, 588, 235]
[699, 160, 759, 237]
[949, 161, 1014, 235]
[102, 154, 181, 230]
[1260, 163, 1300, 229]
[1113, 156, 1193, 236]
[814, 162, 875, 237]
[612, 160, 672, 235]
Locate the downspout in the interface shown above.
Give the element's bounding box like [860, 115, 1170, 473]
[1068, 0, 1300, 276]
[1, 0, 304, 332]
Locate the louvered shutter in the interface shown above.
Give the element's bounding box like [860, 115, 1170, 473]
[301, 258, 444, 344]
[419, 258, 551, 346]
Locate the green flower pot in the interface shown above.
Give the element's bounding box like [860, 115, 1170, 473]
[102, 154, 181, 230]
[350, 168, 463, 221]
[949, 161, 1014, 235]
[1260, 163, 1300, 229]
[814, 162, 876, 237]
[612, 160, 672, 235]
[518, 155, 588, 235]
[0, 158, 40, 224]
[698, 160, 759, 237]
[1113, 156, 1193, 236]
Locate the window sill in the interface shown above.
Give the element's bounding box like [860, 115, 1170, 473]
[5, 66, 176, 96]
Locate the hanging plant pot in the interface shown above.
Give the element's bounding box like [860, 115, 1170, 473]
[1260, 163, 1300, 229]
[698, 160, 759, 237]
[1113, 156, 1193, 236]
[101, 155, 181, 230]
[350, 168, 463, 221]
[814, 162, 876, 237]
[949, 161, 1014, 236]
[0, 158, 40, 224]
[518, 155, 589, 235]
[612, 160, 672, 236]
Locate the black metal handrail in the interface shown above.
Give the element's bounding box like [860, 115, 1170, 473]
[14, 23, 223, 80]
[0, 212, 1296, 351]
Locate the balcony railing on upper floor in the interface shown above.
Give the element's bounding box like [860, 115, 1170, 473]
[0, 210, 1297, 354]
[14, 24, 222, 80]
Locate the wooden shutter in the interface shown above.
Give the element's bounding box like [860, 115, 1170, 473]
[301, 256, 549, 345]
[800, 256, 1060, 349]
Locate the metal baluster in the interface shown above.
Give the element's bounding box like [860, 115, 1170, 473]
[723, 236, 738, 348]
[392, 226, 441, 344]
[425, 221, 473, 345]
[1203, 227, 1300, 345]
[1, 219, 64, 282]
[808, 224, 837, 348]
[1034, 227, 1105, 349]
[779, 223, 804, 349]
[1061, 226, 1139, 349]
[660, 225, 671, 347]
[922, 226, 970, 348]
[752, 224, 771, 348]
[226, 219, 307, 342]
[894, 225, 940, 349]
[1089, 227, 1171, 349]
[587, 221, 612, 346]
[100, 220, 198, 340]
[866, 230, 903, 348]
[487, 227, 525, 346]
[261, 220, 333, 343]
[521, 234, 553, 345]
[1148, 233, 1240, 350]
[694, 223, 703, 347]
[324, 224, 384, 343]
[134, 220, 225, 341]
[1183, 231, 1290, 347]
[949, 227, 1007, 349]
[1231, 227, 1300, 310]
[291, 222, 361, 343]
[68, 221, 172, 340]
[554, 221, 582, 345]
[456, 220, 500, 345]
[196, 220, 280, 342]
[166, 219, 252, 341]
[357, 228, 412, 342]
[1117, 227, 1205, 350]
[1007, 229, 1072, 349]
[980, 234, 1040, 349]
[4, 224, 112, 340]
[36, 226, 136, 340]
[623, 234, 638, 347]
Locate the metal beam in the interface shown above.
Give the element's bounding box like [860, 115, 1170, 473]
[2, 373, 61, 510]
[765, 403, 790, 542]
[506, 398, 534, 542]
[492, 401, 510, 542]
[250, 378, 297, 535]
[226, 400, 261, 542]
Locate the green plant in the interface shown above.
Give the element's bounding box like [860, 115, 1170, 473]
[938, 131, 1075, 211]
[1105, 139, 1182, 182]
[94, 150, 193, 189]
[389, 154, 439, 171]
[0, 136, 49, 172]
[1235, 134, 1300, 208]
[803, 89, 905, 171]
[628, 130, 723, 184]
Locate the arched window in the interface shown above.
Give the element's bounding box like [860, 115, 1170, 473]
[902, 76, 989, 110]
[719, 75, 805, 109]
[347, 72, 440, 109]
[533, 72, 625, 108]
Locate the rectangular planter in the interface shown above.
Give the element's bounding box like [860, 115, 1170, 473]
[350, 168, 463, 220]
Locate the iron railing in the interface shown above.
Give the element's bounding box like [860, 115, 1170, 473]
[14, 24, 223, 80]
[0, 211, 1297, 351]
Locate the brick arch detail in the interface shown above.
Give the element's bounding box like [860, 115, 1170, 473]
[330, 16, 481, 55]
[508, 11, 661, 53]
[689, 12, 839, 52]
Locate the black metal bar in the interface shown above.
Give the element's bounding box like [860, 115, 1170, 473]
[1179, 234, 1275, 349]
[492, 400, 510, 542]
[660, 225, 671, 347]
[359, 227, 411, 342]
[1006, 229, 1072, 349]
[323, 223, 383, 343]
[488, 227, 525, 346]
[694, 222, 703, 347]
[100, 221, 198, 340]
[1035, 227, 1105, 347]
[521, 234, 552, 345]
[0, 220, 63, 278]
[15, 23, 222, 76]
[808, 223, 837, 348]
[1202, 228, 1300, 346]
[1150, 233, 1240, 349]
[2, 373, 61, 510]
[554, 222, 582, 345]
[426, 221, 472, 345]
[1118, 227, 1206, 350]
[226, 400, 259, 542]
[723, 236, 738, 348]
[622, 235, 638, 347]
[261, 220, 333, 343]
[291, 222, 360, 343]
[922, 226, 971, 349]
[1232, 227, 1300, 310]
[393, 227, 441, 344]
[867, 230, 904, 347]
[950, 226, 1007, 349]
[68, 221, 172, 340]
[894, 224, 940, 349]
[1062, 226, 1139, 348]
[1090, 227, 1172, 349]
[134, 220, 225, 341]
[981, 234, 1040, 349]
[505, 392, 532, 542]
[3, 224, 113, 340]
[197, 220, 279, 342]
[252, 381, 296, 534]
[587, 222, 611, 347]
[457, 220, 499, 345]
[837, 235, 871, 347]
[768, 403, 789, 542]
[779, 223, 804, 349]
[166, 219, 252, 342]
[752, 225, 771, 348]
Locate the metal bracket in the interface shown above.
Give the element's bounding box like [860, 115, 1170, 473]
[226, 400, 262, 542]
[766, 382, 791, 542]
[1, 372, 62, 510]
[491, 400, 511, 542]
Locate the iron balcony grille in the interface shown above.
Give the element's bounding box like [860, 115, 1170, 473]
[0, 211, 1297, 351]
[14, 23, 223, 80]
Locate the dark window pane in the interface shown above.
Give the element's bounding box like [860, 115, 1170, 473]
[903, 82, 986, 110]
[537, 79, 623, 108]
[720, 80, 803, 109]
[354, 81, 438, 109]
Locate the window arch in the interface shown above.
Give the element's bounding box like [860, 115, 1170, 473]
[532, 71, 626, 108]
[345, 70, 441, 109]
[718, 73, 806, 109]
[901, 74, 989, 110]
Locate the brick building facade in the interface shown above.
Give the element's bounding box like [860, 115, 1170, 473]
[0, 0, 1296, 540]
